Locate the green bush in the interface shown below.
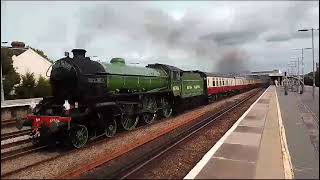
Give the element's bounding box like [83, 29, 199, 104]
[1, 48, 21, 99]
[34, 75, 52, 97]
[15, 72, 36, 99]
[14, 73, 52, 99]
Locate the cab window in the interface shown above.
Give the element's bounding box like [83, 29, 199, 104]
[172, 71, 180, 81]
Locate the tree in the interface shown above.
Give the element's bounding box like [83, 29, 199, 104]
[27, 46, 54, 63]
[1, 48, 21, 99]
[2, 43, 53, 99]
[34, 75, 52, 97]
[15, 72, 36, 99]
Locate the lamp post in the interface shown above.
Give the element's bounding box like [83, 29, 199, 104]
[298, 28, 319, 97]
[288, 61, 296, 76]
[1, 64, 4, 102]
[290, 59, 298, 76]
[1, 42, 9, 101]
[290, 58, 301, 92]
[288, 62, 297, 91]
[292, 48, 312, 91]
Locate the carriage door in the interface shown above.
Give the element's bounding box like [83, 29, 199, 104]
[171, 70, 181, 96]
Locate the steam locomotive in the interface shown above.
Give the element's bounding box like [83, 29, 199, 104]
[17, 49, 264, 148]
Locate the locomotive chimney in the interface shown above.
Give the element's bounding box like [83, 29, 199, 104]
[72, 49, 87, 58]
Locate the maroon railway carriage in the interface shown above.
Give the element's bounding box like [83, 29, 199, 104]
[205, 74, 262, 100]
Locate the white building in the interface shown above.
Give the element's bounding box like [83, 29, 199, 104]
[12, 48, 52, 80]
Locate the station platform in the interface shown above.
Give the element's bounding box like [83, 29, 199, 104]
[277, 85, 319, 179]
[1, 98, 42, 108]
[185, 85, 319, 179]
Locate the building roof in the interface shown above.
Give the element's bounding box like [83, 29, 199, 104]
[12, 48, 53, 79]
[1, 46, 28, 56]
[249, 69, 283, 77]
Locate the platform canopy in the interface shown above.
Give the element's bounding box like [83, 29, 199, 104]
[250, 69, 284, 77]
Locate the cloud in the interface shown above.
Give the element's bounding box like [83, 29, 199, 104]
[200, 29, 261, 46]
[2, 1, 318, 73]
[73, 2, 246, 72]
[264, 30, 319, 42]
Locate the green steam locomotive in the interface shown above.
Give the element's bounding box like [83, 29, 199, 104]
[18, 49, 207, 148]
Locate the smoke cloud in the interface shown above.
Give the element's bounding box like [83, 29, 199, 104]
[72, 1, 317, 73]
[216, 49, 250, 73]
[73, 2, 252, 73]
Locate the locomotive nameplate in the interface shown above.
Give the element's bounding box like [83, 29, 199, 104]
[193, 85, 201, 89]
[88, 77, 105, 83]
[173, 86, 180, 91]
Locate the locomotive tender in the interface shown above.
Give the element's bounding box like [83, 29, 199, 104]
[18, 49, 263, 148]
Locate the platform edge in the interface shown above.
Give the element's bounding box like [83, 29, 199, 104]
[183, 87, 270, 179]
[275, 89, 294, 179]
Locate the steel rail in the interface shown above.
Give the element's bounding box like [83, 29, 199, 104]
[1, 119, 16, 127]
[1, 145, 47, 161]
[1, 138, 30, 149]
[1, 129, 32, 141]
[116, 88, 262, 179]
[1, 148, 62, 178]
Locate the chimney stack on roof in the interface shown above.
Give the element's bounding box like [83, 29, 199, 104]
[11, 41, 25, 48]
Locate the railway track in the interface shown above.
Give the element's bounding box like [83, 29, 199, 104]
[1, 119, 16, 127]
[113, 88, 263, 179]
[1, 139, 30, 150]
[1, 144, 47, 161]
[1, 88, 262, 179]
[1, 129, 32, 141]
[1, 149, 62, 178]
[60, 88, 263, 179]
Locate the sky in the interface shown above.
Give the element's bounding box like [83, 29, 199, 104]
[1, 1, 319, 74]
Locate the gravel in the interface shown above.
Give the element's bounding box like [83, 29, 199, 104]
[1, 141, 32, 154]
[1, 90, 256, 179]
[1, 135, 29, 146]
[1, 126, 30, 135]
[125, 90, 263, 179]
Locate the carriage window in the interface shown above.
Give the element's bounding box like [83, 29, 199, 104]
[213, 80, 215, 86]
[172, 71, 180, 81]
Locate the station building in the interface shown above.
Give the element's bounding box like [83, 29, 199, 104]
[248, 69, 284, 85]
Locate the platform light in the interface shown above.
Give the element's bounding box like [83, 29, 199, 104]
[297, 28, 319, 97]
[292, 48, 312, 89]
